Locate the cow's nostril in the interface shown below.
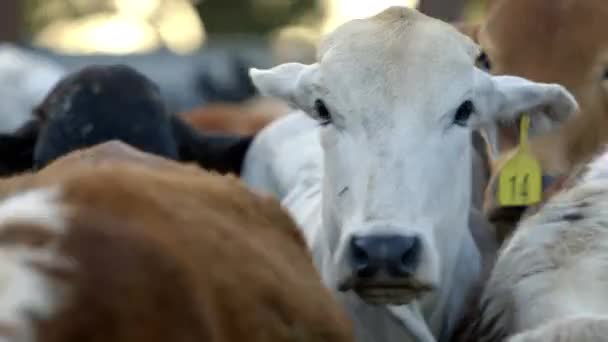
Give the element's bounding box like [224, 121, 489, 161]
[400, 236, 420, 271]
[352, 243, 369, 265]
[351, 237, 376, 278]
[350, 234, 421, 279]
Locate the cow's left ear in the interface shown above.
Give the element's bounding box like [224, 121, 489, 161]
[471, 68, 578, 155]
[171, 116, 253, 175]
[0, 120, 39, 176]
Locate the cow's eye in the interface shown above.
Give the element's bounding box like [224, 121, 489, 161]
[314, 99, 332, 126]
[476, 51, 492, 71]
[454, 100, 475, 127]
[603, 68, 608, 80]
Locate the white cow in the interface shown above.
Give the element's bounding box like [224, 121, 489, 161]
[243, 7, 578, 342]
[463, 147, 608, 342]
[0, 44, 66, 133]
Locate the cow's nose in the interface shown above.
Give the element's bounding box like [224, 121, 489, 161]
[350, 235, 421, 278]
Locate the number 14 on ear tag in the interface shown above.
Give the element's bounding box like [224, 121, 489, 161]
[497, 114, 542, 206]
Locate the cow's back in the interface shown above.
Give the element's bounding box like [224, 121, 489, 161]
[0, 163, 354, 342]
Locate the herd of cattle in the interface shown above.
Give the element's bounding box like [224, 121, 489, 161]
[0, 0, 606, 341]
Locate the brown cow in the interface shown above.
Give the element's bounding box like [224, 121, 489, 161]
[179, 96, 292, 136]
[456, 0, 608, 243]
[0, 146, 354, 342]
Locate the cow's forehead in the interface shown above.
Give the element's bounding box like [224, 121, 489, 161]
[316, 7, 479, 97]
[319, 7, 478, 67]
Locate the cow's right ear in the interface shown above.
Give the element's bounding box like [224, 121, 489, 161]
[452, 21, 481, 42]
[249, 63, 319, 114]
[0, 120, 39, 176]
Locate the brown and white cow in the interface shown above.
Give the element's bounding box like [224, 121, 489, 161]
[0, 144, 354, 342]
[456, 0, 608, 242]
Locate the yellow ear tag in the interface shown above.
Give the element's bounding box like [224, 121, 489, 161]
[497, 114, 542, 206]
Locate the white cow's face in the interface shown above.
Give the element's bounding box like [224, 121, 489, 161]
[250, 7, 577, 304]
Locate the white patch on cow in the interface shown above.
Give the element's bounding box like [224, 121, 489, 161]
[242, 110, 320, 200]
[478, 149, 608, 341]
[0, 187, 73, 342]
[508, 315, 608, 342]
[0, 188, 66, 234]
[244, 6, 578, 341]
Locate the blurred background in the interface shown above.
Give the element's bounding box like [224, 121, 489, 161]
[0, 0, 492, 115]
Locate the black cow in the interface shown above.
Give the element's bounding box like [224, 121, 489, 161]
[0, 64, 252, 176]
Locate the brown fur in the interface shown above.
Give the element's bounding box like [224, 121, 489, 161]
[0, 140, 206, 199]
[179, 97, 291, 136]
[0, 151, 354, 342]
[479, 0, 608, 170]
[456, 0, 608, 244]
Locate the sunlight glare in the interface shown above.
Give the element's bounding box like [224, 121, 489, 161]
[323, 0, 419, 33]
[34, 0, 205, 55]
[156, 0, 205, 54]
[34, 14, 158, 54]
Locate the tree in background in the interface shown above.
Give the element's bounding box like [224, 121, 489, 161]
[418, 0, 467, 22]
[20, 0, 321, 44]
[0, 0, 22, 42]
[193, 0, 321, 35]
[23, 0, 115, 38]
[16, 0, 492, 48]
[418, 0, 493, 22]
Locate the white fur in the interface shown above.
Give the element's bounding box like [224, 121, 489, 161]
[0, 188, 66, 233]
[0, 44, 66, 133]
[508, 315, 608, 342]
[243, 109, 320, 201]
[243, 6, 577, 342]
[583, 146, 608, 182]
[0, 187, 73, 342]
[477, 148, 608, 341]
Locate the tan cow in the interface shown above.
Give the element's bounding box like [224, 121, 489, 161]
[178, 96, 292, 136]
[456, 0, 608, 242]
[0, 144, 354, 342]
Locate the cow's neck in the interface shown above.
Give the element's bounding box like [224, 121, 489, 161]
[428, 222, 481, 341]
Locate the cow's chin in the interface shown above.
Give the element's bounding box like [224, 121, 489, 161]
[341, 280, 435, 305]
